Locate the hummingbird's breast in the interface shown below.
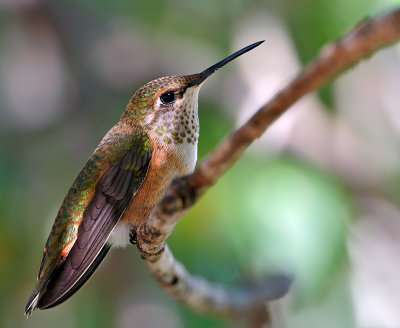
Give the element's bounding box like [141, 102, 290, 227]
[110, 90, 200, 247]
[110, 137, 198, 247]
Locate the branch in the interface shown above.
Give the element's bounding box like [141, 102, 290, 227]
[145, 245, 290, 318]
[137, 8, 400, 317]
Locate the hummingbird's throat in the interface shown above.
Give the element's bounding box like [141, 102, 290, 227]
[147, 86, 200, 146]
[171, 86, 200, 145]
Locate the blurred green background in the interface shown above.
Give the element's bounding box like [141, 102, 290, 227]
[1, 0, 400, 327]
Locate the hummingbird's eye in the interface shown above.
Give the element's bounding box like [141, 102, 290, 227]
[160, 91, 176, 104]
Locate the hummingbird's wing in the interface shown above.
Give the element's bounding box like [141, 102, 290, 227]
[25, 131, 152, 316]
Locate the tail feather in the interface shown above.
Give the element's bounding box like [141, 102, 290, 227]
[25, 291, 40, 317]
[25, 273, 49, 317]
[38, 244, 110, 310]
[24, 244, 110, 316]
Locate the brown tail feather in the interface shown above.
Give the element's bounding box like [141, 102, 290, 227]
[37, 244, 111, 309]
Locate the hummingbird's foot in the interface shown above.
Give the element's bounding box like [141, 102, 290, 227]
[129, 229, 137, 245]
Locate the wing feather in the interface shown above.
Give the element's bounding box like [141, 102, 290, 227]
[38, 148, 152, 309]
[25, 136, 152, 315]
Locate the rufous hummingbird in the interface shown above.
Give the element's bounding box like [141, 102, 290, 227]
[25, 41, 264, 316]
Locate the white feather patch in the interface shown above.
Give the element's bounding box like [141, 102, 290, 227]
[107, 221, 133, 248]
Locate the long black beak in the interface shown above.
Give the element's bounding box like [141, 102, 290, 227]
[188, 40, 264, 87]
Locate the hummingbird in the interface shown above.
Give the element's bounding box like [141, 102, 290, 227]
[25, 40, 264, 316]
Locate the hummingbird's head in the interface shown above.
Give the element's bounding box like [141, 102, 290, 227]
[128, 73, 203, 122]
[123, 41, 264, 142]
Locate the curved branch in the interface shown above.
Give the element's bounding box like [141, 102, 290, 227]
[145, 245, 291, 317]
[137, 8, 400, 316]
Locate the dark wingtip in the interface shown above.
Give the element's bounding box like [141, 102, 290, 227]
[37, 244, 111, 310]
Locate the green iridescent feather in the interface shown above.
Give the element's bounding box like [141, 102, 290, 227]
[37, 125, 151, 282]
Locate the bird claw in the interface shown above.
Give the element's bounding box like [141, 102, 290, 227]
[129, 229, 137, 245]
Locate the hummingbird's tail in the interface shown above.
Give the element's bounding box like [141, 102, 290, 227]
[24, 244, 111, 317]
[25, 293, 39, 317]
[38, 244, 111, 310]
[24, 277, 47, 317]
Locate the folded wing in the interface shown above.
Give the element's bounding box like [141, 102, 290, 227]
[25, 145, 152, 314]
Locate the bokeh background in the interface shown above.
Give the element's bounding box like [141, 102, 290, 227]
[1, 0, 400, 327]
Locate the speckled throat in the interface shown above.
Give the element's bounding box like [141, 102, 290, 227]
[153, 86, 200, 146]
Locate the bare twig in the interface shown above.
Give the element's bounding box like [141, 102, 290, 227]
[137, 8, 400, 316]
[145, 245, 290, 318]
